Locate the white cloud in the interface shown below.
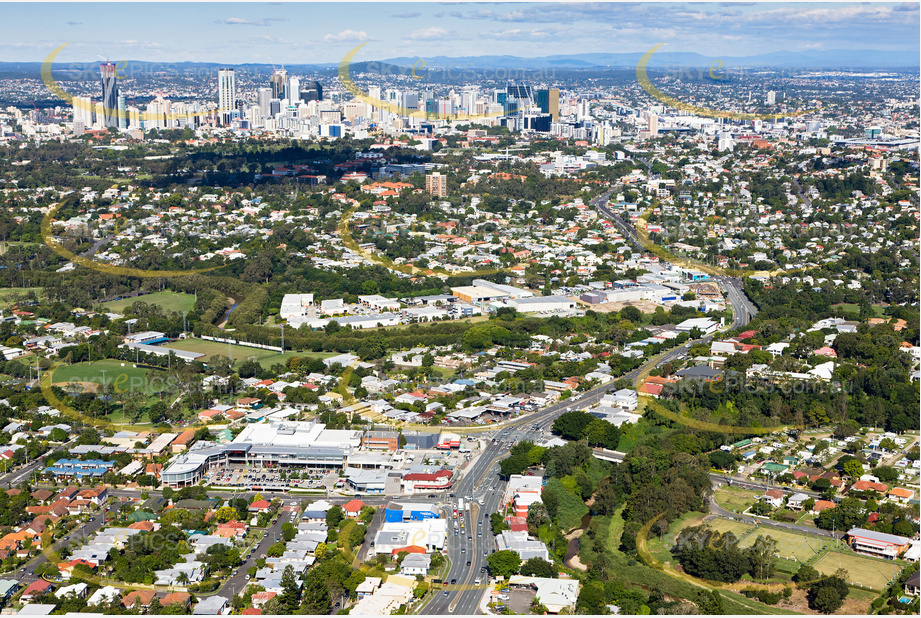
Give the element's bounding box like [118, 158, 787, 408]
[406, 27, 451, 41]
[215, 17, 288, 27]
[323, 29, 373, 43]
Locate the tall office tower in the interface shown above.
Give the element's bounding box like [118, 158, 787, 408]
[218, 68, 236, 125]
[270, 69, 287, 100]
[269, 99, 281, 116]
[99, 62, 119, 128]
[425, 172, 448, 198]
[367, 85, 381, 119]
[506, 84, 533, 101]
[287, 77, 299, 102]
[256, 88, 272, 116]
[299, 80, 323, 103]
[117, 96, 127, 129]
[766, 90, 776, 105]
[536, 88, 560, 122]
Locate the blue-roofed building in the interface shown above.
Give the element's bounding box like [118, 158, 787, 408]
[43, 458, 114, 479]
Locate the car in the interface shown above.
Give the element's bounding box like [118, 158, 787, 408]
[461, 547, 465, 553]
[451, 579, 457, 585]
[466, 560, 471, 566]
[19, 567, 25, 572]
[245, 575, 251, 580]
[468, 536, 472, 541]
[444, 591, 450, 597]
[483, 550, 488, 556]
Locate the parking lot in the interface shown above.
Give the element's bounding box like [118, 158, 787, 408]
[204, 466, 337, 490]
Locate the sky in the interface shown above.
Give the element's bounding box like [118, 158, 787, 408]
[2, 2, 919, 65]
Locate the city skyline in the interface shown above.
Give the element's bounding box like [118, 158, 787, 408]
[1, 2, 918, 65]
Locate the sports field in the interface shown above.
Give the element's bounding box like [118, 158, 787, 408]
[813, 551, 903, 590]
[50, 360, 167, 395]
[0, 287, 43, 304]
[104, 291, 197, 315]
[738, 527, 830, 563]
[707, 517, 754, 539]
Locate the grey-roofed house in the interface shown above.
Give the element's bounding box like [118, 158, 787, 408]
[193, 595, 229, 615]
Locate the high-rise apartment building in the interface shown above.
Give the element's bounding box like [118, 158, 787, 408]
[99, 62, 119, 128]
[648, 113, 658, 135]
[425, 172, 448, 198]
[766, 90, 776, 105]
[218, 68, 236, 125]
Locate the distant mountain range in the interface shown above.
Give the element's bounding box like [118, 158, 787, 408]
[379, 50, 919, 70]
[0, 48, 916, 81]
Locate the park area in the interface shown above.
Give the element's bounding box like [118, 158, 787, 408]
[103, 291, 197, 314]
[685, 517, 905, 592]
[50, 360, 167, 395]
[813, 551, 904, 591]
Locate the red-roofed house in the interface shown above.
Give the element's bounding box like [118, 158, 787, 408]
[21, 580, 53, 601]
[161, 592, 191, 610]
[761, 489, 785, 508]
[888, 487, 915, 503]
[249, 500, 271, 513]
[851, 480, 889, 494]
[638, 382, 663, 397]
[811, 500, 837, 514]
[216, 521, 248, 538]
[251, 591, 277, 608]
[241, 608, 262, 615]
[814, 346, 837, 358]
[122, 589, 157, 610]
[343, 500, 364, 518]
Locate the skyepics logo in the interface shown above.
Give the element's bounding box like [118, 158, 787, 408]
[339, 43, 507, 122]
[636, 43, 822, 121]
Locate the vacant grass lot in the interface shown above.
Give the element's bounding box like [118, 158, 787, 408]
[104, 291, 197, 315]
[714, 486, 762, 513]
[707, 517, 755, 539]
[813, 551, 903, 591]
[163, 339, 335, 369]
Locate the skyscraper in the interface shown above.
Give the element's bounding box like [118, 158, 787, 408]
[117, 96, 127, 129]
[270, 69, 288, 100]
[218, 68, 236, 126]
[257, 88, 272, 117]
[299, 80, 323, 103]
[536, 88, 560, 122]
[766, 90, 776, 105]
[648, 113, 658, 135]
[99, 62, 119, 128]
